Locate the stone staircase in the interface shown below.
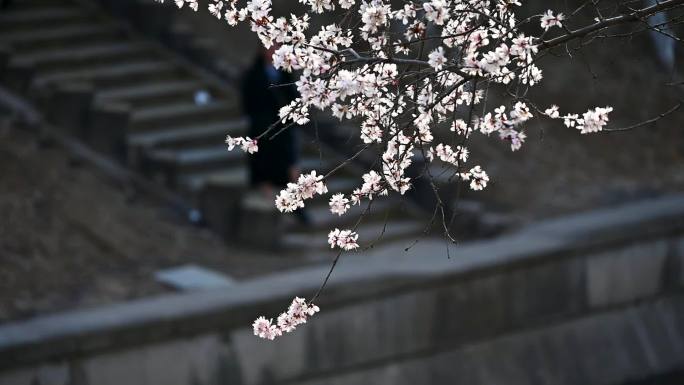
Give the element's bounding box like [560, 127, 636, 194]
[0, 0, 431, 255]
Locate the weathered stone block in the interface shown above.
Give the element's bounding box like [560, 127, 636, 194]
[236, 194, 282, 249]
[0, 46, 11, 76]
[185, 38, 219, 70]
[2, 61, 34, 94]
[98, 0, 136, 17]
[87, 103, 130, 163]
[82, 347, 146, 385]
[674, 237, 684, 287]
[228, 258, 585, 383]
[34, 364, 70, 385]
[299, 296, 684, 385]
[629, 305, 684, 374]
[586, 241, 668, 307]
[570, 312, 649, 385]
[506, 258, 585, 327]
[199, 182, 245, 241]
[0, 368, 34, 385]
[130, 0, 175, 37]
[47, 82, 93, 140]
[162, 22, 194, 52]
[0, 363, 69, 385]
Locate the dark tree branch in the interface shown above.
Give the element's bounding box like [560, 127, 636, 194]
[539, 0, 684, 50]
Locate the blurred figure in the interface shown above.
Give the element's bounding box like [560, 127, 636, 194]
[1, 0, 12, 10]
[241, 45, 300, 197]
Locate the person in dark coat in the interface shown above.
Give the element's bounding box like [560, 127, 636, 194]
[241, 46, 300, 196]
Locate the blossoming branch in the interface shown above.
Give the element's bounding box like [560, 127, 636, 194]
[154, 0, 684, 339]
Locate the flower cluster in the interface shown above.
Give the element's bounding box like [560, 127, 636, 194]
[160, 0, 621, 339]
[461, 165, 489, 191]
[253, 297, 320, 340]
[540, 10, 565, 31]
[329, 193, 350, 216]
[545, 106, 614, 134]
[275, 171, 327, 212]
[185, 0, 613, 227]
[225, 135, 258, 154]
[327, 228, 360, 250]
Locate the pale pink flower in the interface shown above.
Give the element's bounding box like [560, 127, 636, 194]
[428, 47, 447, 70]
[252, 317, 281, 340]
[329, 193, 350, 216]
[253, 298, 320, 340]
[540, 10, 565, 31]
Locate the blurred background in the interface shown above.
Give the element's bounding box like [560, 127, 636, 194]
[0, 0, 683, 384]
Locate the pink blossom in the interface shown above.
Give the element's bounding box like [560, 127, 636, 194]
[253, 297, 320, 340]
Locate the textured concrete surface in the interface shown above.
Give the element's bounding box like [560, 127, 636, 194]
[0, 195, 684, 384]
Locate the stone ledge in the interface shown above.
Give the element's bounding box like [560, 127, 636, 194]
[292, 294, 684, 385]
[1, 194, 684, 369]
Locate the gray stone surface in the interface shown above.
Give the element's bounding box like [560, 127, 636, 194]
[586, 241, 668, 307]
[199, 181, 245, 240]
[87, 102, 130, 163]
[47, 82, 93, 139]
[2, 60, 34, 93]
[0, 46, 11, 78]
[0, 194, 684, 377]
[237, 194, 282, 249]
[295, 296, 684, 385]
[674, 237, 684, 286]
[225, 258, 585, 383]
[154, 264, 236, 291]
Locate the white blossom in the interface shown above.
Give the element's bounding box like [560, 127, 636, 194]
[225, 135, 258, 154]
[254, 297, 320, 339]
[577, 107, 613, 134]
[328, 228, 360, 250]
[159, 0, 622, 338]
[540, 10, 565, 31]
[545, 105, 560, 118]
[428, 47, 447, 70]
[329, 193, 350, 216]
[423, 0, 449, 25]
[208, 0, 223, 18]
[253, 316, 281, 340]
[463, 165, 489, 191]
[275, 171, 327, 212]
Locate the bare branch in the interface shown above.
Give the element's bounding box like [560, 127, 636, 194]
[539, 0, 684, 50]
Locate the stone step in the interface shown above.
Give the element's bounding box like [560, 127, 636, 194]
[282, 219, 425, 251]
[7, 0, 63, 8]
[177, 167, 248, 193]
[0, 7, 90, 32]
[0, 23, 124, 53]
[288, 197, 400, 231]
[95, 80, 208, 108]
[127, 118, 248, 150]
[129, 100, 239, 132]
[31, 60, 184, 90]
[12, 42, 153, 73]
[147, 144, 245, 176]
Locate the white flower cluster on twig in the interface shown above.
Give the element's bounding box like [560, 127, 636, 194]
[253, 297, 320, 340]
[327, 228, 359, 250]
[224, 135, 258, 154]
[150, 0, 682, 340]
[274, 170, 328, 212]
[545, 106, 614, 134]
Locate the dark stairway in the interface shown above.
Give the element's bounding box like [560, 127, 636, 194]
[0, 0, 433, 255]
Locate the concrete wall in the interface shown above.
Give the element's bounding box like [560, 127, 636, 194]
[1, 195, 684, 385]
